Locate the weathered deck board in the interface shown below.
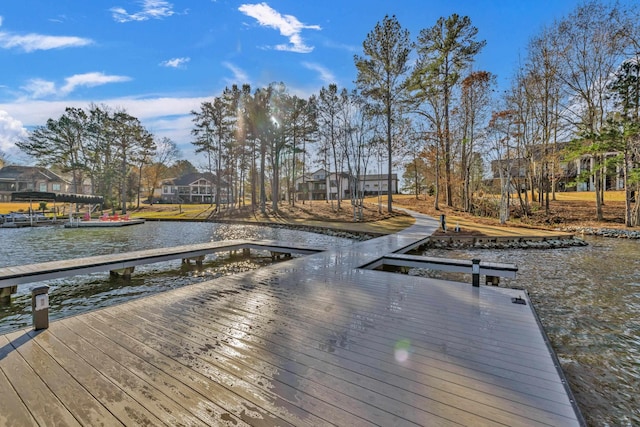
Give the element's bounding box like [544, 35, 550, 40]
[0, 211, 584, 426]
[0, 335, 82, 426]
[4, 330, 165, 425]
[94, 305, 463, 427]
[108, 269, 578, 426]
[1, 332, 123, 426]
[105, 288, 570, 427]
[69, 316, 284, 427]
[0, 338, 40, 426]
[146, 277, 574, 404]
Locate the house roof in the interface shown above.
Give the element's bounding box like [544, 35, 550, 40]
[0, 165, 68, 183]
[163, 172, 218, 186]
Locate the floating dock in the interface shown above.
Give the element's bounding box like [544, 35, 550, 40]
[0, 212, 584, 426]
[64, 218, 145, 228]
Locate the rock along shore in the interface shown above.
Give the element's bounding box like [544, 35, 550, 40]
[421, 235, 588, 250]
[559, 226, 640, 239]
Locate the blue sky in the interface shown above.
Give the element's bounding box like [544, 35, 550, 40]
[0, 0, 614, 166]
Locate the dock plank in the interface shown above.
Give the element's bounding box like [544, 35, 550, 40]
[90, 309, 380, 427]
[116, 294, 563, 427]
[46, 323, 217, 427]
[127, 274, 580, 426]
[18, 329, 166, 426]
[98, 303, 464, 427]
[0, 335, 81, 426]
[3, 331, 123, 426]
[0, 340, 38, 426]
[75, 314, 290, 427]
[155, 271, 564, 386]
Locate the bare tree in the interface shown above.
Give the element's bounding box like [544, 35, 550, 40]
[552, 1, 633, 220]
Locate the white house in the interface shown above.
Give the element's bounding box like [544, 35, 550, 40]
[295, 169, 398, 201]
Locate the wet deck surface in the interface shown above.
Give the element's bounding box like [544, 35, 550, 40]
[0, 213, 583, 426]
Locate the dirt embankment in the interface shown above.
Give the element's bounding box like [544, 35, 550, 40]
[391, 194, 630, 230]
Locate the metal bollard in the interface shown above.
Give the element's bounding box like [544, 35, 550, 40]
[440, 214, 447, 232]
[32, 285, 50, 330]
[472, 259, 480, 287]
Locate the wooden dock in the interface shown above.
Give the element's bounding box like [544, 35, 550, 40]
[0, 239, 327, 293]
[0, 212, 584, 426]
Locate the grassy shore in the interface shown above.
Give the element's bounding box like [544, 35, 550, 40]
[1, 191, 633, 237]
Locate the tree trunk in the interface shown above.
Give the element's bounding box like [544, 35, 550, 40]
[260, 140, 266, 215]
[387, 107, 393, 213]
[595, 155, 603, 221]
[434, 146, 440, 210]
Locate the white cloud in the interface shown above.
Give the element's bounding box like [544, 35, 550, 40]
[111, 0, 175, 23]
[302, 62, 336, 86]
[0, 110, 28, 152]
[160, 57, 190, 68]
[0, 15, 92, 51]
[61, 72, 131, 95]
[21, 73, 131, 99]
[0, 31, 92, 52]
[223, 62, 250, 85]
[238, 3, 320, 53]
[21, 79, 57, 99]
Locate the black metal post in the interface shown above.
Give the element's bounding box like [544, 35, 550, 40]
[472, 259, 480, 287]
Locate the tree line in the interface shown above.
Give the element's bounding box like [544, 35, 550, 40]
[397, 1, 640, 226]
[12, 0, 640, 225]
[15, 105, 184, 213]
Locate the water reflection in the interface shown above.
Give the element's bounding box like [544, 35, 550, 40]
[416, 236, 640, 427]
[0, 221, 353, 334]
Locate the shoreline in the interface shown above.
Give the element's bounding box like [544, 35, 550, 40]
[142, 214, 640, 249]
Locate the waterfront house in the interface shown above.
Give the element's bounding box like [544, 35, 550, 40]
[295, 168, 398, 201]
[0, 165, 70, 202]
[159, 172, 229, 204]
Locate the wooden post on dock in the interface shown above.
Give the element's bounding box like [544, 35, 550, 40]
[0, 285, 17, 304]
[110, 267, 135, 279]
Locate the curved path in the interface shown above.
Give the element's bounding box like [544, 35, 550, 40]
[0, 211, 583, 426]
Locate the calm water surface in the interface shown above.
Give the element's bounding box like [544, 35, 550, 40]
[417, 237, 639, 427]
[1, 222, 638, 426]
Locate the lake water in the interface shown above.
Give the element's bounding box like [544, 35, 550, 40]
[1, 222, 637, 426]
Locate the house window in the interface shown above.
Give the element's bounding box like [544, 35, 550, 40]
[52, 183, 61, 191]
[39, 183, 47, 192]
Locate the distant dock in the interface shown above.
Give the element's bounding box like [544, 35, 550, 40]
[64, 218, 145, 228]
[0, 212, 584, 426]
